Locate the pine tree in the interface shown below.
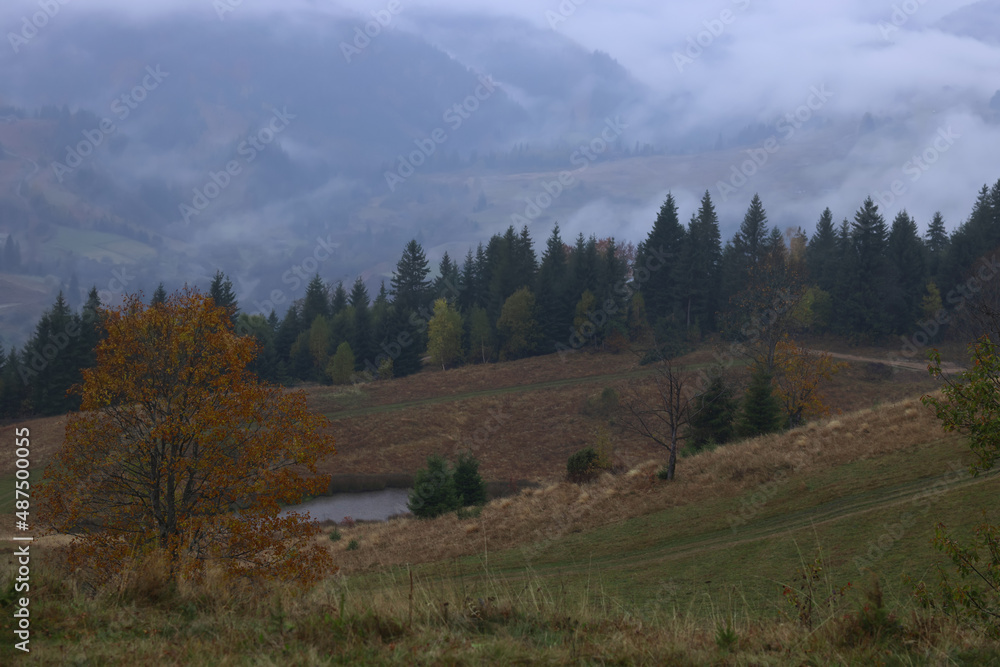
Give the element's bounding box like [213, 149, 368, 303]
[151, 283, 167, 305]
[806, 208, 838, 292]
[349, 277, 373, 369]
[302, 275, 330, 327]
[686, 373, 738, 449]
[843, 197, 890, 338]
[925, 211, 949, 283]
[737, 367, 784, 437]
[433, 252, 461, 302]
[885, 210, 927, 333]
[330, 281, 348, 316]
[637, 193, 686, 323]
[390, 240, 433, 316]
[682, 191, 723, 331]
[535, 224, 571, 352]
[408, 454, 460, 518]
[208, 271, 238, 323]
[453, 452, 487, 506]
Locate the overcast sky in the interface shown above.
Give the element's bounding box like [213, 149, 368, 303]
[4, 0, 998, 235]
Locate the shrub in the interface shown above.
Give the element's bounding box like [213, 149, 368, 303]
[656, 466, 671, 480]
[567, 447, 600, 483]
[408, 454, 460, 518]
[329, 528, 342, 542]
[346, 539, 359, 551]
[453, 452, 487, 507]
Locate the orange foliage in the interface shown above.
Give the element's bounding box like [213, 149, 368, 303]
[772, 336, 846, 427]
[39, 289, 337, 587]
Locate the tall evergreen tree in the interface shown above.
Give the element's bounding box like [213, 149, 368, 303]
[843, 197, 890, 337]
[330, 281, 348, 317]
[390, 240, 433, 315]
[806, 208, 838, 292]
[885, 210, 927, 334]
[208, 270, 238, 322]
[925, 211, 949, 283]
[390, 240, 433, 376]
[301, 275, 330, 327]
[535, 224, 571, 351]
[433, 252, 461, 302]
[682, 191, 723, 331]
[737, 367, 784, 438]
[151, 283, 167, 305]
[637, 193, 686, 323]
[349, 277, 373, 368]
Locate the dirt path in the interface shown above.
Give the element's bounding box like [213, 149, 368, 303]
[808, 349, 965, 375]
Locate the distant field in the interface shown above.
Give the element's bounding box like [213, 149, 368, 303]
[46, 225, 156, 264]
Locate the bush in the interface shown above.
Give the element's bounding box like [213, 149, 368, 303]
[329, 528, 342, 542]
[656, 466, 671, 480]
[326, 342, 356, 385]
[408, 454, 460, 518]
[567, 447, 600, 483]
[346, 539, 359, 551]
[453, 452, 487, 507]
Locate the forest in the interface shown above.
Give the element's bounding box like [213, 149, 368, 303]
[2, 178, 999, 420]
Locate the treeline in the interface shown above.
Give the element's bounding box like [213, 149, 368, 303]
[3, 178, 1000, 419]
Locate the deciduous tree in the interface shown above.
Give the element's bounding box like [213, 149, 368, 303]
[39, 289, 336, 587]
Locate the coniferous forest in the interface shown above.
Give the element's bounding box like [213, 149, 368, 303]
[3, 179, 999, 420]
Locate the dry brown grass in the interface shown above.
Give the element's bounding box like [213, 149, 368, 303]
[325, 394, 951, 574]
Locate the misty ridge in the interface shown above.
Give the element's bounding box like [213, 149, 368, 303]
[0, 0, 999, 345]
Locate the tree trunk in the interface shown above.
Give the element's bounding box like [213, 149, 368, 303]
[666, 431, 678, 481]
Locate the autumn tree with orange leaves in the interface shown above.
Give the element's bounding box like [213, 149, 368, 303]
[771, 336, 845, 427]
[40, 289, 337, 587]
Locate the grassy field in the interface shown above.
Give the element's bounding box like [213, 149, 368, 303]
[1, 343, 996, 663]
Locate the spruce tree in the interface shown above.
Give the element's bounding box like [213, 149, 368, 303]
[151, 283, 167, 305]
[349, 277, 373, 369]
[330, 281, 348, 317]
[844, 197, 890, 338]
[737, 367, 784, 438]
[687, 373, 738, 449]
[208, 270, 238, 323]
[885, 210, 927, 334]
[408, 454, 459, 518]
[925, 211, 949, 283]
[453, 452, 487, 506]
[806, 208, 838, 292]
[535, 224, 571, 351]
[302, 275, 330, 327]
[637, 193, 686, 323]
[682, 191, 723, 331]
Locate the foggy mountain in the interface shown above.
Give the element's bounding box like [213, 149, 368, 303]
[0, 0, 998, 345]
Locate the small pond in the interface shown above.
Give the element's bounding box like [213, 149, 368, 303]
[282, 488, 411, 523]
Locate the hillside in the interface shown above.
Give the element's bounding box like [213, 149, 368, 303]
[3, 352, 998, 663]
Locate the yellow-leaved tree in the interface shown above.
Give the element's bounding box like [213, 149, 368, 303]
[772, 336, 845, 427]
[39, 289, 337, 587]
